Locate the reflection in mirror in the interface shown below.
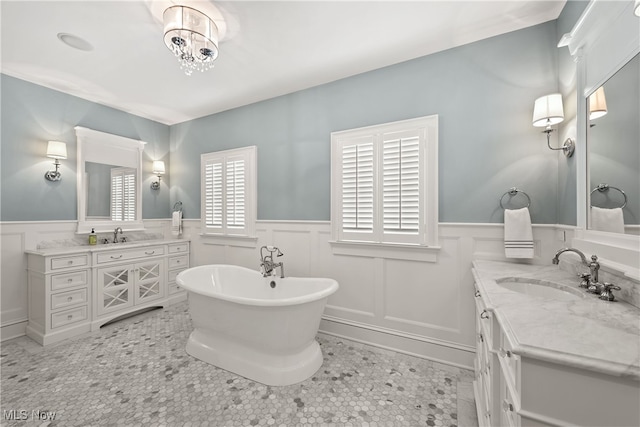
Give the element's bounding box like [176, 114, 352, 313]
[587, 53, 639, 234]
[76, 127, 145, 233]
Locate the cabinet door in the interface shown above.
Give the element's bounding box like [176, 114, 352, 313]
[97, 265, 133, 315]
[134, 260, 164, 304]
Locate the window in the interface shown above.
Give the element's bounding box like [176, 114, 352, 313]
[110, 167, 136, 221]
[331, 115, 438, 251]
[201, 146, 256, 237]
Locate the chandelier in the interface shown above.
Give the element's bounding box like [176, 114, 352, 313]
[163, 5, 219, 75]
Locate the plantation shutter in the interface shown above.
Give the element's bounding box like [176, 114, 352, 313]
[225, 157, 246, 230]
[341, 139, 374, 235]
[382, 135, 420, 235]
[204, 159, 223, 229]
[201, 148, 254, 236]
[110, 167, 136, 221]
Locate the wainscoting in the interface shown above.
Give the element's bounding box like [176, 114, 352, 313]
[0, 220, 574, 370]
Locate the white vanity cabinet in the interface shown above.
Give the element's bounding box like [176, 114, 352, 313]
[473, 276, 639, 427]
[26, 252, 92, 346]
[94, 245, 166, 317]
[26, 240, 189, 346]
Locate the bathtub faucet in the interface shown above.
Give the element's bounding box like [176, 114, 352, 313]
[260, 246, 285, 278]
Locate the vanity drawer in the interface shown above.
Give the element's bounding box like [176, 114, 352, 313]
[168, 243, 189, 254]
[51, 306, 88, 329]
[498, 331, 520, 393]
[51, 270, 89, 291]
[168, 268, 186, 283]
[475, 295, 492, 345]
[50, 254, 89, 270]
[96, 246, 165, 264]
[168, 255, 188, 270]
[51, 288, 87, 311]
[168, 282, 184, 295]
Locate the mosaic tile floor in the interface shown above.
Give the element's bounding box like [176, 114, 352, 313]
[1, 303, 477, 427]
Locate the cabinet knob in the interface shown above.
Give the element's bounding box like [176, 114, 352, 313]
[479, 333, 484, 343]
[67, 314, 73, 320]
[67, 296, 73, 302]
[499, 348, 512, 358]
[68, 260, 73, 265]
[475, 290, 481, 297]
[68, 278, 73, 283]
[502, 400, 514, 412]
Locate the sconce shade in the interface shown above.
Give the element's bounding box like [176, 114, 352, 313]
[589, 86, 608, 120]
[46, 141, 67, 159]
[635, 0, 640, 17]
[532, 93, 565, 127]
[152, 160, 166, 175]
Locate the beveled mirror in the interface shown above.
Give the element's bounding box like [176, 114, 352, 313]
[76, 126, 145, 233]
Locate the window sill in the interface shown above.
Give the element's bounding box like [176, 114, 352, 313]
[329, 240, 440, 262]
[200, 233, 258, 248]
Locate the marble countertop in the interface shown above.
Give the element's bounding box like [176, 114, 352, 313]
[472, 260, 640, 381]
[25, 239, 189, 256]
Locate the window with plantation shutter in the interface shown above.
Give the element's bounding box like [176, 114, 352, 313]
[331, 116, 438, 250]
[110, 167, 136, 221]
[201, 146, 256, 237]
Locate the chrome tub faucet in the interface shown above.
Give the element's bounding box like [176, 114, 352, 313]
[260, 246, 285, 278]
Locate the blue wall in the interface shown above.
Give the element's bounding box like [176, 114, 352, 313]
[1, 21, 569, 225]
[0, 74, 171, 221]
[171, 22, 561, 223]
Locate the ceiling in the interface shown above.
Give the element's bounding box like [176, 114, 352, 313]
[1, 0, 566, 126]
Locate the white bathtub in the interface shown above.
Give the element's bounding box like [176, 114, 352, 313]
[176, 264, 339, 386]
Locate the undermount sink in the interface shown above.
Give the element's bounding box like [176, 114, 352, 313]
[496, 278, 584, 301]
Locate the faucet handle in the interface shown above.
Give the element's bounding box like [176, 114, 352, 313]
[578, 273, 591, 288]
[599, 283, 621, 302]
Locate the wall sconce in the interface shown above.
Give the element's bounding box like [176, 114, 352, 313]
[532, 93, 575, 157]
[44, 141, 67, 181]
[634, 0, 640, 17]
[151, 160, 165, 190]
[589, 86, 608, 122]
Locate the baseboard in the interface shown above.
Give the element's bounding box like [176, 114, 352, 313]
[1, 320, 27, 342]
[319, 316, 474, 371]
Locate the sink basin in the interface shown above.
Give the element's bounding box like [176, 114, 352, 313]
[496, 278, 584, 301]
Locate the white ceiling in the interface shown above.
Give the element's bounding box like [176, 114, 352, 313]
[1, 0, 566, 125]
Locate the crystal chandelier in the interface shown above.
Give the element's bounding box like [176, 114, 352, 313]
[163, 5, 219, 76]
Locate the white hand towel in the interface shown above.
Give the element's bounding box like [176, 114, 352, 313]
[504, 207, 534, 259]
[171, 210, 182, 237]
[590, 206, 625, 234]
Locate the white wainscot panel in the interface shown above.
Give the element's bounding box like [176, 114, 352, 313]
[323, 254, 376, 321]
[1, 232, 28, 330]
[383, 260, 461, 334]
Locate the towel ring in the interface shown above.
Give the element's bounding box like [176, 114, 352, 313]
[500, 187, 531, 210]
[590, 184, 627, 209]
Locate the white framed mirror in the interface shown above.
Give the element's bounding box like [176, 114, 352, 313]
[76, 126, 145, 234]
[562, 0, 640, 278]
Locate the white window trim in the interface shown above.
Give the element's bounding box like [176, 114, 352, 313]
[200, 146, 257, 239]
[330, 115, 439, 259]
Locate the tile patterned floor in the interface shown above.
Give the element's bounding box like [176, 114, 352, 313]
[0, 303, 477, 426]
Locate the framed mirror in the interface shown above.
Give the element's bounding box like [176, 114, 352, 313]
[587, 53, 639, 234]
[76, 126, 145, 233]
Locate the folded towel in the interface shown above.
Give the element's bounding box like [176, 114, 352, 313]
[172, 210, 182, 237]
[591, 206, 625, 234]
[504, 207, 534, 259]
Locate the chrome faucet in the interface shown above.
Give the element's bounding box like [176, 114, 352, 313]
[552, 248, 601, 291]
[259, 246, 285, 278]
[113, 227, 123, 243]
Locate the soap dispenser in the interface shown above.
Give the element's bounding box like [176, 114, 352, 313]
[89, 228, 97, 246]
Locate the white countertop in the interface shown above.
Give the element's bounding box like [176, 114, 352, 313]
[472, 260, 640, 381]
[25, 239, 189, 256]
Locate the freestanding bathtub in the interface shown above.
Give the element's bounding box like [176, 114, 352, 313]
[175, 264, 339, 386]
